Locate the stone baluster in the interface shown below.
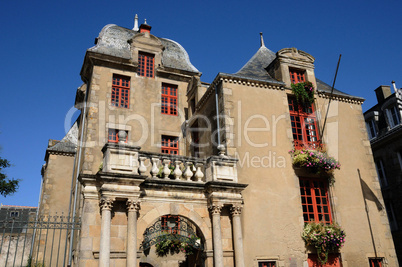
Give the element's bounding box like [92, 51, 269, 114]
[126, 200, 140, 267]
[194, 163, 204, 182]
[210, 204, 224, 267]
[138, 157, 147, 175]
[183, 162, 194, 181]
[173, 160, 182, 180]
[99, 197, 114, 267]
[231, 205, 245, 267]
[150, 158, 160, 178]
[162, 159, 171, 179]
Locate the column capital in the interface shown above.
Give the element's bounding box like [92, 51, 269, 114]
[209, 204, 223, 215]
[100, 197, 114, 211]
[126, 199, 141, 212]
[230, 205, 243, 216]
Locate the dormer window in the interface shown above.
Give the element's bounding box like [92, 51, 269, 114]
[366, 119, 377, 139]
[138, 52, 154, 78]
[289, 68, 306, 84]
[385, 105, 400, 128]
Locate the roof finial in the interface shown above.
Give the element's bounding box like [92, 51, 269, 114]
[144, 19, 148, 25]
[392, 80, 398, 92]
[133, 14, 139, 31]
[260, 32, 265, 47]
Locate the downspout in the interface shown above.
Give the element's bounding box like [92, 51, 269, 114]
[30, 167, 44, 259]
[214, 82, 221, 148]
[67, 75, 91, 267]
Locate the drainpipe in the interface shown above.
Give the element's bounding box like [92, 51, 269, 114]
[67, 75, 91, 267]
[214, 82, 221, 148]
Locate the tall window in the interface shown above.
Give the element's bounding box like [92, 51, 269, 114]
[300, 178, 332, 224]
[369, 258, 383, 267]
[111, 75, 130, 108]
[161, 84, 178, 115]
[138, 52, 154, 78]
[308, 254, 341, 267]
[161, 135, 179, 155]
[290, 68, 305, 84]
[366, 119, 377, 139]
[386, 105, 400, 128]
[375, 159, 388, 187]
[288, 97, 320, 149]
[108, 129, 128, 143]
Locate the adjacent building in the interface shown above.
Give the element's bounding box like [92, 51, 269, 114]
[364, 82, 402, 265]
[37, 16, 398, 267]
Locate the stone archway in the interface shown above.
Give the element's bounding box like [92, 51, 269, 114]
[140, 215, 206, 267]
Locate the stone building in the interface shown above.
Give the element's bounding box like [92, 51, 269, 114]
[364, 82, 402, 265]
[38, 15, 398, 267]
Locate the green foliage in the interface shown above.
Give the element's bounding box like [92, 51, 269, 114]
[291, 81, 315, 105]
[0, 157, 19, 197]
[302, 222, 346, 265]
[289, 149, 340, 174]
[155, 234, 200, 257]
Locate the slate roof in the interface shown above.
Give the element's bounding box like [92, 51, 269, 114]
[316, 78, 364, 100]
[47, 121, 78, 154]
[234, 45, 281, 84]
[88, 24, 199, 73]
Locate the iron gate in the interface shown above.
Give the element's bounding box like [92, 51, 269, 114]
[0, 207, 80, 267]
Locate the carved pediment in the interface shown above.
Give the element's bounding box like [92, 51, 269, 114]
[277, 48, 315, 64]
[130, 33, 164, 51]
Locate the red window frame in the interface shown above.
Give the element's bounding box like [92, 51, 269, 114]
[259, 262, 276, 267]
[308, 254, 341, 267]
[161, 215, 180, 234]
[288, 97, 320, 149]
[300, 178, 332, 224]
[161, 135, 179, 155]
[290, 68, 306, 84]
[138, 52, 154, 78]
[111, 75, 130, 108]
[108, 129, 128, 143]
[369, 258, 383, 267]
[161, 84, 178, 115]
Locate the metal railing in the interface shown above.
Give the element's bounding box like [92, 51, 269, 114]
[0, 208, 80, 267]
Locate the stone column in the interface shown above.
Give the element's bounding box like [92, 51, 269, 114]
[99, 198, 113, 267]
[126, 199, 140, 267]
[210, 204, 224, 267]
[231, 205, 245, 267]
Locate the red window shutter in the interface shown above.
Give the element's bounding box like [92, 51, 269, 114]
[161, 84, 178, 116]
[300, 178, 332, 224]
[288, 97, 320, 149]
[161, 135, 179, 155]
[290, 68, 306, 84]
[138, 52, 155, 78]
[111, 75, 130, 108]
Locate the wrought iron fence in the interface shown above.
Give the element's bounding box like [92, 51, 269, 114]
[0, 207, 80, 267]
[141, 216, 203, 251]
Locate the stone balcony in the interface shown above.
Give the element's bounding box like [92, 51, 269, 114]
[101, 143, 238, 183]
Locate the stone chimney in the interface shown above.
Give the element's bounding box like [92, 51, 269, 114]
[374, 85, 392, 103]
[139, 19, 152, 33]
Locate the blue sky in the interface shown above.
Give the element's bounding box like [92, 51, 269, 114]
[0, 0, 401, 207]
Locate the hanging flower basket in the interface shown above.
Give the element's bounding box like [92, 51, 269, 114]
[289, 149, 340, 175]
[302, 222, 346, 265]
[155, 234, 200, 257]
[291, 81, 315, 105]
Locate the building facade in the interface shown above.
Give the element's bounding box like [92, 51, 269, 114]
[39, 16, 398, 267]
[364, 83, 402, 265]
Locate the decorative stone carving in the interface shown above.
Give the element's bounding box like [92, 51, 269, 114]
[209, 204, 223, 215]
[230, 205, 243, 216]
[126, 199, 140, 212]
[151, 158, 160, 178]
[138, 157, 147, 175]
[184, 162, 194, 181]
[100, 198, 114, 211]
[194, 163, 204, 182]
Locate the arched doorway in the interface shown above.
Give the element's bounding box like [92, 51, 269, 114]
[140, 215, 205, 267]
